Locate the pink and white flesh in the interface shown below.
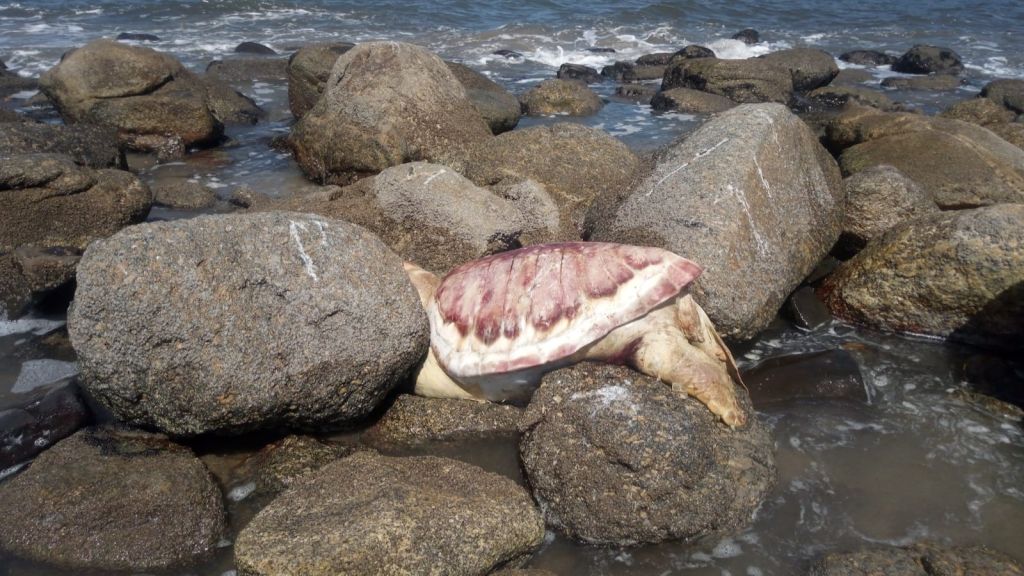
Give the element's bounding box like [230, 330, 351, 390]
[403, 242, 747, 428]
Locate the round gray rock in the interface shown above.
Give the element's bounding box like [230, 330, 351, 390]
[820, 204, 1024, 350]
[837, 164, 939, 256]
[0, 426, 225, 571]
[520, 78, 604, 116]
[892, 44, 964, 75]
[235, 451, 545, 575]
[68, 211, 429, 436]
[520, 363, 776, 545]
[981, 78, 1024, 114]
[651, 87, 736, 114]
[151, 179, 218, 209]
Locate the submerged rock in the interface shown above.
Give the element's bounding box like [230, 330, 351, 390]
[68, 212, 429, 436]
[836, 164, 939, 256]
[808, 542, 1023, 575]
[662, 57, 793, 104]
[39, 39, 223, 154]
[520, 363, 775, 545]
[891, 45, 964, 75]
[785, 286, 833, 330]
[820, 204, 1024, 350]
[235, 41, 276, 55]
[0, 153, 151, 317]
[0, 381, 91, 468]
[286, 41, 354, 119]
[445, 61, 521, 134]
[0, 426, 225, 571]
[589, 103, 843, 340]
[289, 42, 492, 183]
[365, 394, 523, 446]
[235, 451, 544, 575]
[733, 29, 760, 44]
[744, 349, 867, 406]
[116, 32, 160, 42]
[807, 85, 898, 111]
[199, 74, 263, 125]
[520, 78, 603, 116]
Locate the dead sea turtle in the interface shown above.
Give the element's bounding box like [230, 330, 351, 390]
[404, 242, 747, 427]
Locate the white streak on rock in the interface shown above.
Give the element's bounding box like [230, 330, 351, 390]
[753, 155, 772, 198]
[645, 138, 730, 197]
[728, 184, 769, 256]
[423, 168, 447, 186]
[289, 220, 319, 281]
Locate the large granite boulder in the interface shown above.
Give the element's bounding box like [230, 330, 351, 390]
[0, 153, 151, 317]
[836, 110, 1024, 208]
[0, 427, 224, 571]
[519, 78, 603, 116]
[520, 363, 775, 545]
[68, 212, 429, 436]
[286, 42, 353, 119]
[662, 57, 793, 104]
[837, 165, 939, 256]
[939, 98, 1016, 126]
[465, 123, 641, 238]
[262, 162, 561, 273]
[589, 103, 843, 340]
[289, 42, 492, 183]
[758, 48, 839, 92]
[808, 542, 1023, 576]
[891, 44, 964, 75]
[981, 78, 1024, 114]
[235, 452, 544, 575]
[39, 39, 223, 154]
[0, 121, 123, 168]
[820, 204, 1024, 350]
[445, 61, 521, 134]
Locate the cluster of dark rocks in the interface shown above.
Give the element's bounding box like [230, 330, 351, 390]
[1, 32, 1023, 575]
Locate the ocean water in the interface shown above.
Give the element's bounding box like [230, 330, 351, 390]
[2, 1, 1024, 575]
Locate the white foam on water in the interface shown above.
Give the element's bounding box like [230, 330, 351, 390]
[7, 89, 37, 99]
[706, 38, 789, 60]
[228, 481, 257, 502]
[712, 538, 743, 558]
[0, 463, 27, 481]
[0, 316, 64, 337]
[11, 359, 79, 394]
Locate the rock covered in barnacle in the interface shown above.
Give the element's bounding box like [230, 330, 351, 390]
[430, 242, 701, 377]
[519, 363, 775, 545]
[68, 211, 428, 436]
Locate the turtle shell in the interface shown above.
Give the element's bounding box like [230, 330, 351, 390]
[429, 242, 702, 377]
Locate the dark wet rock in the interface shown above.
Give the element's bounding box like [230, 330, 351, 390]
[206, 58, 288, 86]
[290, 42, 492, 184]
[651, 87, 736, 114]
[557, 62, 602, 84]
[733, 28, 760, 45]
[675, 44, 716, 59]
[808, 85, 898, 111]
[0, 153, 151, 317]
[235, 41, 276, 55]
[365, 394, 523, 446]
[820, 204, 1024, 350]
[839, 50, 897, 67]
[744, 349, 867, 406]
[234, 435, 358, 496]
[446, 61, 521, 134]
[151, 180, 217, 210]
[39, 39, 222, 154]
[589, 103, 843, 340]
[662, 57, 793, 104]
[892, 45, 964, 75]
[836, 165, 939, 257]
[586, 47, 616, 53]
[600, 61, 633, 82]
[981, 78, 1024, 114]
[636, 52, 675, 66]
[952, 388, 1024, 422]
[808, 542, 1023, 576]
[0, 69, 36, 98]
[881, 74, 963, 91]
[614, 83, 658, 102]
[785, 286, 833, 330]
[520, 363, 775, 545]
[0, 381, 90, 468]
[520, 78, 603, 116]
[68, 212, 429, 436]
[286, 41, 353, 119]
[235, 451, 544, 575]
[116, 32, 160, 42]
[940, 97, 1016, 126]
[493, 49, 524, 59]
[466, 123, 640, 239]
[262, 162, 560, 273]
[758, 48, 839, 92]
[834, 107, 1024, 208]
[0, 121, 123, 168]
[199, 75, 262, 124]
[832, 68, 875, 85]
[600, 60, 665, 82]
[0, 426, 224, 571]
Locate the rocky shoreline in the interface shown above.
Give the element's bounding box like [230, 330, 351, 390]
[1, 30, 1023, 575]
